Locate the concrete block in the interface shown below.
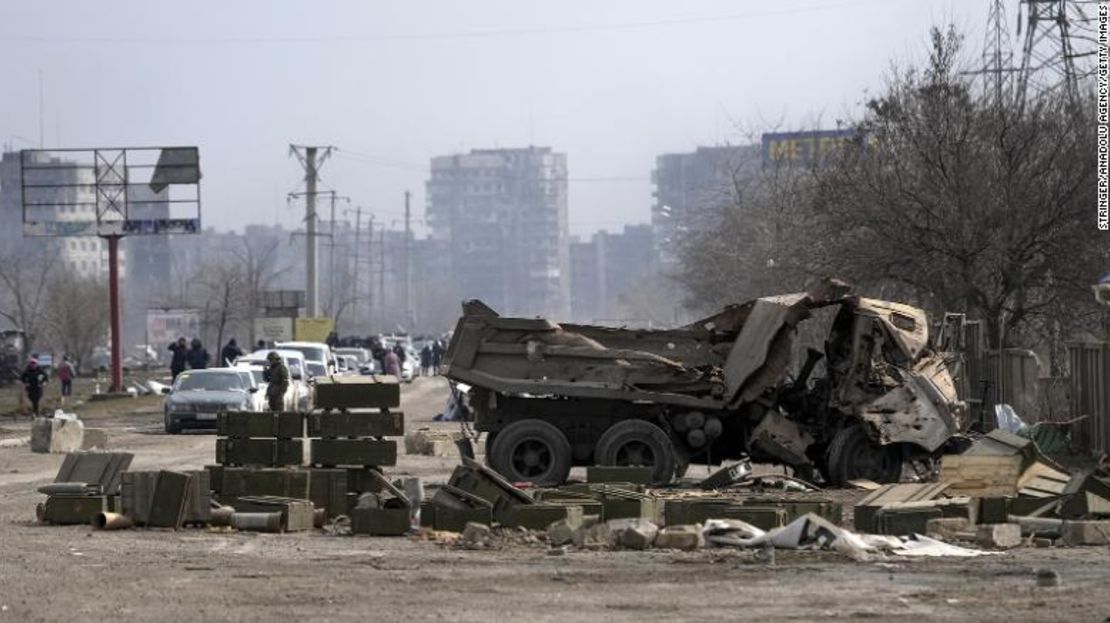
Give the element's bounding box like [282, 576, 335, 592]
[609, 518, 659, 550]
[574, 522, 617, 549]
[1060, 520, 1110, 546]
[546, 518, 578, 546]
[311, 439, 397, 467]
[404, 428, 461, 456]
[654, 525, 704, 550]
[925, 517, 972, 540]
[30, 417, 84, 453]
[461, 521, 491, 546]
[308, 410, 404, 438]
[80, 428, 108, 450]
[975, 523, 1023, 549]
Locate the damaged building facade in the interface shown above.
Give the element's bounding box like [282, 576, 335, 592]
[426, 147, 570, 320]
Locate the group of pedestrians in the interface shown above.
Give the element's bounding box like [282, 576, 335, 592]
[168, 337, 211, 380]
[16, 355, 77, 418]
[419, 340, 446, 376]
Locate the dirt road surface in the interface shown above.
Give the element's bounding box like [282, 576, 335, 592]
[0, 376, 1108, 622]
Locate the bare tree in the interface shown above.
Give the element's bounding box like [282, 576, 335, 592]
[43, 272, 109, 368]
[677, 26, 1103, 364]
[810, 27, 1100, 351]
[0, 241, 60, 357]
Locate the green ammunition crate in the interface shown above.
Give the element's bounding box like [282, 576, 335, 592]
[310, 439, 397, 467]
[41, 495, 107, 525]
[216, 438, 304, 467]
[350, 506, 411, 536]
[307, 410, 404, 438]
[664, 498, 786, 530]
[217, 412, 304, 439]
[977, 497, 1010, 524]
[429, 486, 494, 532]
[314, 376, 401, 410]
[220, 467, 310, 500]
[183, 470, 211, 525]
[307, 468, 348, 519]
[874, 506, 943, 536]
[205, 465, 224, 494]
[234, 496, 315, 532]
[744, 497, 843, 525]
[586, 466, 654, 485]
[346, 467, 386, 494]
[532, 491, 605, 518]
[500, 504, 583, 530]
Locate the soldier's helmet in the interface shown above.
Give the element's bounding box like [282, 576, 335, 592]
[267, 351, 281, 362]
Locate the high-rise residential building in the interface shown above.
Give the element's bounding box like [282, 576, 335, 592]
[651, 145, 760, 265]
[0, 150, 123, 279]
[426, 147, 569, 318]
[570, 224, 653, 324]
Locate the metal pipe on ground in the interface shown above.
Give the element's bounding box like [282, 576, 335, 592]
[92, 512, 133, 530]
[232, 512, 283, 533]
[210, 505, 234, 527]
[38, 483, 101, 496]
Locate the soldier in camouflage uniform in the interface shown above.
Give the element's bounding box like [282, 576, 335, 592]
[261, 351, 289, 412]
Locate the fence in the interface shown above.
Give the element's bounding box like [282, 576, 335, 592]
[1068, 342, 1110, 456]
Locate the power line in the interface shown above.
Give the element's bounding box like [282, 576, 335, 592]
[0, 0, 905, 46]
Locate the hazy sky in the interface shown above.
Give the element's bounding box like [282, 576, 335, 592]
[0, 0, 987, 238]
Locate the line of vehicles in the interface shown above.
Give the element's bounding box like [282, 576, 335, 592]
[162, 338, 417, 434]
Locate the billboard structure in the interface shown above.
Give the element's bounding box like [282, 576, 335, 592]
[146, 309, 202, 348]
[761, 130, 865, 167]
[20, 147, 201, 392]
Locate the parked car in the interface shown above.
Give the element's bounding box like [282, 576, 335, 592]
[337, 354, 360, 375]
[162, 369, 260, 434]
[274, 341, 334, 379]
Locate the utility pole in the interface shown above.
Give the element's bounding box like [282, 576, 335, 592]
[378, 224, 386, 332]
[352, 206, 362, 333]
[289, 145, 334, 317]
[403, 190, 414, 331]
[367, 214, 375, 331]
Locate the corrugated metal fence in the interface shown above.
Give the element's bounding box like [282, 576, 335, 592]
[1068, 342, 1110, 456]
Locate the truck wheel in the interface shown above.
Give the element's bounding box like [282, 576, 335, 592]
[488, 419, 572, 486]
[595, 420, 677, 485]
[826, 424, 902, 485]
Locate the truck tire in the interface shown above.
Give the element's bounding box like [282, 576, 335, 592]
[488, 419, 572, 486]
[825, 424, 902, 485]
[594, 419, 677, 485]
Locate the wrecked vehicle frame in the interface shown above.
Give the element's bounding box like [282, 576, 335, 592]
[444, 281, 965, 486]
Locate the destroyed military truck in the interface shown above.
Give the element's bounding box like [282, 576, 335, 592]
[444, 281, 965, 487]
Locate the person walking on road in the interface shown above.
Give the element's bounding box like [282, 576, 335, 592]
[220, 338, 244, 367]
[186, 338, 210, 370]
[384, 348, 402, 381]
[431, 339, 445, 375]
[168, 337, 188, 380]
[420, 344, 433, 377]
[261, 351, 289, 412]
[57, 356, 76, 403]
[20, 359, 48, 418]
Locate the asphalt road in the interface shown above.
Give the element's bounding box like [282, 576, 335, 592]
[0, 376, 1108, 622]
